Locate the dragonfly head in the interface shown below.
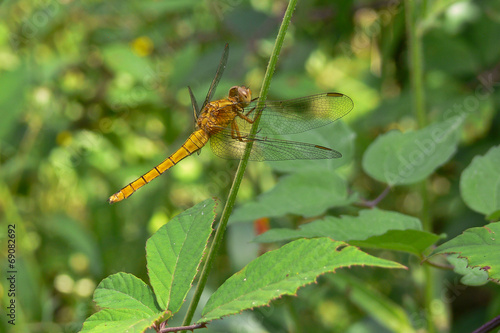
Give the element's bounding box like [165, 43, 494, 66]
[229, 86, 252, 106]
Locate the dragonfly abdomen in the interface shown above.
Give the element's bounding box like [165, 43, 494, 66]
[108, 130, 210, 204]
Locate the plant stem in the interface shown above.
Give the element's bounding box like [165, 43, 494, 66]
[405, 0, 426, 130]
[358, 186, 391, 208]
[405, 1, 438, 332]
[472, 314, 500, 333]
[181, 0, 297, 328]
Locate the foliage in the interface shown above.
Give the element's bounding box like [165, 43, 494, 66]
[1, 0, 500, 332]
[460, 146, 500, 219]
[253, 208, 443, 256]
[200, 237, 403, 323]
[81, 199, 216, 332]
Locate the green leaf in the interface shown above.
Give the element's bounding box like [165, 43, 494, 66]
[430, 221, 500, 283]
[256, 208, 422, 241]
[267, 121, 356, 173]
[447, 254, 489, 286]
[81, 273, 165, 332]
[229, 170, 355, 223]
[93, 273, 161, 314]
[81, 200, 216, 332]
[254, 208, 440, 255]
[460, 145, 500, 217]
[80, 308, 164, 333]
[329, 273, 414, 333]
[147, 199, 216, 313]
[488, 210, 500, 222]
[199, 237, 405, 322]
[362, 120, 461, 185]
[349, 229, 443, 255]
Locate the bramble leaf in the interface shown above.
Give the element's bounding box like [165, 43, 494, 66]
[81, 273, 165, 333]
[460, 145, 500, 217]
[255, 208, 441, 255]
[199, 238, 405, 322]
[362, 120, 461, 185]
[431, 222, 500, 284]
[147, 199, 216, 312]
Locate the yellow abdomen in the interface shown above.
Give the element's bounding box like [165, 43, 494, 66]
[108, 129, 210, 204]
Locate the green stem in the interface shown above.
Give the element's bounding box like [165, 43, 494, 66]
[405, 1, 437, 333]
[405, 0, 426, 130]
[181, 0, 297, 328]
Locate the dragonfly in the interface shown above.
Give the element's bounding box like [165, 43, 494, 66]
[108, 44, 354, 204]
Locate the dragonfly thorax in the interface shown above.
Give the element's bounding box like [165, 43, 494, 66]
[196, 100, 237, 134]
[196, 86, 253, 135]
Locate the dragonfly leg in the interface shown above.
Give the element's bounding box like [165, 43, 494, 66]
[230, 120, 258, 143]
[243, 106, 257, 118]
[231, 120, 246, 141]
[237, 110, 255, 124]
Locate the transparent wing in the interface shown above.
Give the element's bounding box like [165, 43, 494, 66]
[210, 131, 342, 161]
[234, 93, 354, 135]
[188, 86, 200, 120]
[200, 43, 229, 112]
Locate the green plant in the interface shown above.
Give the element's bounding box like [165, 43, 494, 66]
[2, 0, 499, 332]
[79, 1, 500, 332]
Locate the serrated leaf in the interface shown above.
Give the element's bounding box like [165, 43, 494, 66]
[147, 199, 216, 313]
[81, 273, 165, 333]
[80, 308, 164, 333]
[447, 254, 489, 286]
[93, 273, 161, 314]
[362, 120, 461, 185]
[431, 222, 500, 283]
[329, 273, 414, 333]
[229, 170, 355, 223]
[460, 145, 500, 217]
[199, 237, 405, 322]
[255, 209, 440, 255]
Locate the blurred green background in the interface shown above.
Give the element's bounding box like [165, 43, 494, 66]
[1, 0, 499, 332]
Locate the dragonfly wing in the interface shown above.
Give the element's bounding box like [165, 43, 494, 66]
[188, 86, 200, 120]
[200, 43, 229, 111]
[210, 130, 342, 161]
[245, 93, 354, 135]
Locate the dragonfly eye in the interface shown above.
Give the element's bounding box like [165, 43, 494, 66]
[238, 86, 252, 104]
[229, 86, 239, 98]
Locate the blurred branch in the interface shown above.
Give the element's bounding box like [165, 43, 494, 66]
[405, 2, 441, 333]
[358, 186, 391, 208]
[472, 315, 500, 333]
[405, 0, 426, 130]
